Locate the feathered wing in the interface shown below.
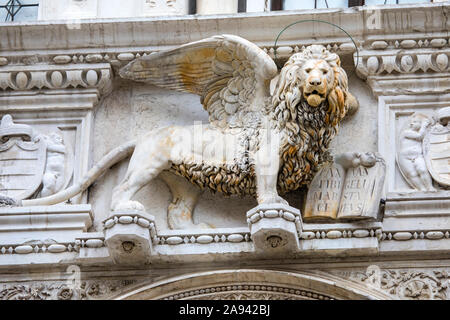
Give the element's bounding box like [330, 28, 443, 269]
[119, 34, 278, 129]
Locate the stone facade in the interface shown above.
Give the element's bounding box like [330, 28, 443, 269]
[0, 2, 449, 300]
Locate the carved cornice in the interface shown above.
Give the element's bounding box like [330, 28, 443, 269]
[157, 231, 251, 246]
[354, 45, 450, 95]
[301, 223, 383, 241]
[1, 217, 450, 262]
[0, 4, 447, 75]
[356, 48, 449, 77]
[0, 63, 112, 96]
[4, 46, 449, 98]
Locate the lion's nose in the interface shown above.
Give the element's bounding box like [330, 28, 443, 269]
[309, 78, 322, 86]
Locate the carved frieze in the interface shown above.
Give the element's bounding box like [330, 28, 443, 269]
[356, 50, 449, 78]
[0, 3, 448, 291]
[22, 36, 356, 240]
[0, 279, 137, 300]
[336, 267, 450, 300]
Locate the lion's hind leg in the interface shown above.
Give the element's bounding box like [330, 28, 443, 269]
[110, 133, 170, 213]
[159, 171, 212, 230]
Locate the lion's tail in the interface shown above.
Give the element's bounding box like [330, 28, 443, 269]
[21, 140, 136, 207]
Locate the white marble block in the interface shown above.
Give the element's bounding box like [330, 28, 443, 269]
[304, 162, 345, 220]
[103, 211, 155, 265]
[247, 204, 302, 253]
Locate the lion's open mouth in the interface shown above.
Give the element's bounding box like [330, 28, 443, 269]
[304, 90, 325, 107]
[304, 89, 323, 97]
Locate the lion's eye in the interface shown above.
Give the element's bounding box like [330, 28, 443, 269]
[305, 68, 312, 73]
[322, 69, 328, 74]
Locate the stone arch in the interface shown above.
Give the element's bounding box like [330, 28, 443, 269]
[113, 269, 393, 300]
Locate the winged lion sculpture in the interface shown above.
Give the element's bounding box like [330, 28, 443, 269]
[22, 35, 357, 230]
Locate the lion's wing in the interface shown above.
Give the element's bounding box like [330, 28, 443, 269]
[119, 34, 278, 128]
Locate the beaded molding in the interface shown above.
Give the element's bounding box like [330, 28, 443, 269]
[0, 242, 78, 255]
[382, 230, 450, 241]
[300, 228, 382, 240]
[162, 284, 334, 300]
[156, 232, 251, 246]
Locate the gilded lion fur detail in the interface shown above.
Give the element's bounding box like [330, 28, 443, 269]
[170, 46, 349, 196]
[21, 43, 350, 208]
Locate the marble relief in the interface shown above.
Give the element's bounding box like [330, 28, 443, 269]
[0, 115, 73, 202]
[396, 108, 450, 191]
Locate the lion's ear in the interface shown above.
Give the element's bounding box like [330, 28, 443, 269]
[327, 87, 346, 123]
[334, 65, 348, 93]
[332, 66, 360, 120]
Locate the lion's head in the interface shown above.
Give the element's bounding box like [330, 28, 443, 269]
[272, 45, 349, 125]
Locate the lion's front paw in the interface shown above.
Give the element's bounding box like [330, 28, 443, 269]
[258, 194, 289, 206]
[112, 200, 146, 212]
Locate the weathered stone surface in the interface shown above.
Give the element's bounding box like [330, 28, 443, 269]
[0, 2, 449, 301]
[304, 153, 385, 221]
[338, 157, 386, 220]
[247, 204, 302, 254]
[304, 163, 345, 220]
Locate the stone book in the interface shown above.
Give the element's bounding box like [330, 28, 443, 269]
[304, 154, 385, 222]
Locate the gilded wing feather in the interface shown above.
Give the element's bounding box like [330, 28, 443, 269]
[119, 34, 278, 129]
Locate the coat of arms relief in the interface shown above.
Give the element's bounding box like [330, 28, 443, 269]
[0, 115, 74, 203]
[396, 107, 450, 191]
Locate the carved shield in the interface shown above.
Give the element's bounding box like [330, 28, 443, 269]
[0, 138, 46, 200]
[423, 125, 450, 187]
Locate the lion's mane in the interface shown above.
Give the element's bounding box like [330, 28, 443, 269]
[271, 45, 350, 193]
[170, 45, 350, 197]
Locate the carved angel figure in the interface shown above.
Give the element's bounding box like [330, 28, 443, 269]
[396, 113, 435, 191]
[41, 132, 67, 197]
[23, 35, 357, 229]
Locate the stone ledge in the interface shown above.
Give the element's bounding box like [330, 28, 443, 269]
[0, 205, 93, 245]
[0, 203, 449, 266]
